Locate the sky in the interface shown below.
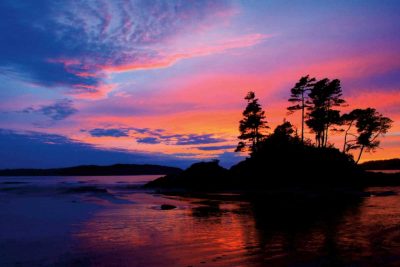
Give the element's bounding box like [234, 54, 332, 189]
[0, 0, 399, 169]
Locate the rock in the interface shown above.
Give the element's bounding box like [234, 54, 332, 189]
[161, 204, 176, 210]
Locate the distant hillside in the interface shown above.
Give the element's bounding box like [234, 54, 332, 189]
[0, 164, 182, 176]
[359, 158, 400, 170]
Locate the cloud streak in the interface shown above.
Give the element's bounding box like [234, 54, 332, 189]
[0, 0, 266, 98]
[87, 128, 129, 137]
[84, 127, 227, 146]
[197, 145, 237, 151]
[21, 99, 77, 121]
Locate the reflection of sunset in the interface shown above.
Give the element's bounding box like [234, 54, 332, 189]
[66, 190, 400, 266]
[73, 194, 263, 266]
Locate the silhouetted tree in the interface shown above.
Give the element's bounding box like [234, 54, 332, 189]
[287, 75, 316, 143]
[340, 109, 363, 153]
[236, 91, 268, 153]
[273, 120, 295, 140]
[342, 108, 393, 163]
[306, 78, 345, 147]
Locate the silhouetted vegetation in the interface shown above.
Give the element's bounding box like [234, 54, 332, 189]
[287, 75, 316, 143]
[306, 78, 346, 148]
[235, 91, 268, 153]
[230, 121, 360, 188]
[145, 160, 230, 190]
[340, 108, 393, 163]
[146, 75, 395, 191]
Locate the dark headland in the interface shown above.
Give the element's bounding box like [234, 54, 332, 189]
[0, 164, 182, 176]
[359, 158, 400, 170]
[145, 147, 400, 192]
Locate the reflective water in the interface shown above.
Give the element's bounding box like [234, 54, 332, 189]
[367, 169, 400, 174]
[1, 176, 400, 267]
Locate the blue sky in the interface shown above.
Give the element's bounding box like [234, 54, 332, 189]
[0, 0, 399, 168]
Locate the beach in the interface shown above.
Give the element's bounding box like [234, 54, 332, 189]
[1, 175, 400, 266]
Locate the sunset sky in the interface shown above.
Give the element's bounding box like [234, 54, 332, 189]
[0, 0, 399, 168]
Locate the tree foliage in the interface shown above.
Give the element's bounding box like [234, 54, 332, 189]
[287, 75, 316, 143]
[341, 108, 393, 163]
[306, 78, 345, 147]
[235, 91, 268, 153]
[235, 76, 393, 163]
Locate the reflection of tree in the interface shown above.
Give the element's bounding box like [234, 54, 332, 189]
[248, 193, 362, 265]
[187, 193, 364, 266]
[191, 201, 222, 218]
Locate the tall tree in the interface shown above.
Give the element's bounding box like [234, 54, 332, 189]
[347, 108, 392, 163]
[287, 75, 316, 143]
[235, 91, 268, 153]
[306, 78, 345, 147]
[340, 109, 363, 153]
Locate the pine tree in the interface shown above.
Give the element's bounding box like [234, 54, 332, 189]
[287, 75, 316, 143]
[235, 91, 268, 153]
[306, 78, 345, 147]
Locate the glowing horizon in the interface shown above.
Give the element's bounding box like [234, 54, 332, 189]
[0, 0, 399, 168]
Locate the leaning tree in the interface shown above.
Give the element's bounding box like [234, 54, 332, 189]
[341, 108, 392, 163]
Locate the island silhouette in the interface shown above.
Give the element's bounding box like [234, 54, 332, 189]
[146, 75, 398, 191]
[1, 75, 398, 191]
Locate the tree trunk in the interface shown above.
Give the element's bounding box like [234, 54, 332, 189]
[252, 128, 257, 152]
[301, 92, 305, 143]
[254, 127, 258, 152]
[320, 130, 325, 148]
[343, 121, 353, 153]
[325, 125, 329, 147]
[356, 145, 365, 164]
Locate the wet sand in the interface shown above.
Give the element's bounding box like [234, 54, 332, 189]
[1, 176, 400, 266]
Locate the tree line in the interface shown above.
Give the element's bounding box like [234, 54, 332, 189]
[235, 75, 393, 163]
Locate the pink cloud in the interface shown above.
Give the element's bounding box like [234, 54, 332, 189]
[100, 33, 269, 72]
[69, 83, 117, 100]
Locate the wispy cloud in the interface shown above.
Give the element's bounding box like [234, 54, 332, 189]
[197, 145, 236, 151]
[84, 127, 227, 145]
[0, 0, 267, 98]
[100, 33, 268, 72]
[21, 99, 77, 121]
[86, 128, 129, 137]
[136, 137, 161, 144]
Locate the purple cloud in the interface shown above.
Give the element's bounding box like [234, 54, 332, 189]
[174, 134, 225, 145]
[0, 0, 235, 97]
[84, 127, 227, 145]
[136, 137, 161, 144]
[22, 99, 77, 121]
[87, 128, 129, 137]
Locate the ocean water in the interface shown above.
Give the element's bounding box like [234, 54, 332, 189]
[367, 169, 400, 174]
[1, 176, 400, 267]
